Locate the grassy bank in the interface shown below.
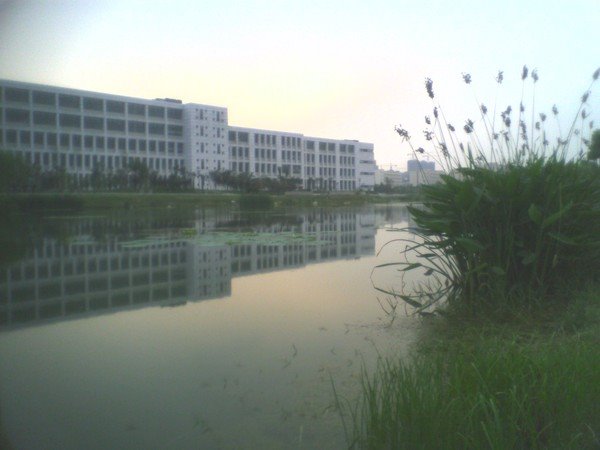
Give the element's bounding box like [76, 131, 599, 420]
[350, 67, 600, 449]
[347, 285, 600, 449]
[0, 192, 416, 213]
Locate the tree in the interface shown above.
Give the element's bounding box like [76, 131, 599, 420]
[128, 160, 150, 191]
[588, 129, 600, 160]
[0, 150, 32, 193]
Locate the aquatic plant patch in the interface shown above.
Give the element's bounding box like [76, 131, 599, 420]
[120, 231, 331, 249]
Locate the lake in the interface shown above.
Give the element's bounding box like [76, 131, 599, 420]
[0, 204, 420, 449]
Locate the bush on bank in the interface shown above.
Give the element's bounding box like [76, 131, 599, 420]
[376, 66, 600, 314]
[351, 67, 600, 449]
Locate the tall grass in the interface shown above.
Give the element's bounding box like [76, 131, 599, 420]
[376, 67, 600, 314]
[344, 285, 600, 449]
[351, 330, 600, 449]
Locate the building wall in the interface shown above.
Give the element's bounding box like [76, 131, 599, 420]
[407, 159, 435, 172]
[1, 79, 377, 191]
[0, 80, 187, 179]
[183, 103, 228, 189]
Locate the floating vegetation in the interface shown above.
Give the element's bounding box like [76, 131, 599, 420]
[121, 230, 330, 249]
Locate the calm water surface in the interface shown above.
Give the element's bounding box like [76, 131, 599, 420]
[0, 204, 419, 449]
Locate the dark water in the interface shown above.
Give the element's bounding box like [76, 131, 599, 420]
[0, 205, 419, 449]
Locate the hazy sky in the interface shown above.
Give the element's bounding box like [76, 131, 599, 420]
[1, 0, 598, 169]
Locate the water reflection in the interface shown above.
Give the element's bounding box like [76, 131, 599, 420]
[0, 204, 418, 450]
[0, 206, 412, 331]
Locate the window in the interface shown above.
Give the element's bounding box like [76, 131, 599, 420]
[58, 94, 80, 109]
[33, 91, 55, 106]
[106, 100, 125, 113]
[72, 135, 81, 149]
[167, 125, 182, 137]
[127, 103, 145, 116]
[20, 130, 31, 145]
[84, 116, 104, 130]
[34, 132, 44, 147]
[83, 97, 103, 111]
[148, 105, 164, 118]
[33, 111, 56, 126]
[5, 108, 30, 125]
[128, 121, 146, 133]
[149, 123, 165, 135]
[5, 88, 29, 103]
[167, 108, 182, 120]
[59, 114, 80, 128]
[107, 118, 125, 132]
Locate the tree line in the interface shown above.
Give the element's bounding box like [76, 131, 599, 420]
[209, 170, 302, 193]
[0, 150, 194, 193]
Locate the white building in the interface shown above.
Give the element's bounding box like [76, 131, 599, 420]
[0, 79, 377, 191]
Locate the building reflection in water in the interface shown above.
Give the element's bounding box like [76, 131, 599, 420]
[0, 207, 408, 331]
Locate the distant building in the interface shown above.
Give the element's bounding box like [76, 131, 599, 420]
[0, 79, 377, 191]
[375, 169, 408, 187]
[407, 159, 435, 172]
[408, 169, 443, 186]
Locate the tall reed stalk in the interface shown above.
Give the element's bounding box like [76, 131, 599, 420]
[376, 67, 600, 314]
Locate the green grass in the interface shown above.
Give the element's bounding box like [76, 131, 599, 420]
[346, 286, 600, 449]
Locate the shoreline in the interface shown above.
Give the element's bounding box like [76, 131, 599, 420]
[0, 191, 419, 212]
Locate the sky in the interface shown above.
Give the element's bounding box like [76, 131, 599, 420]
[0, 0, 598, 170]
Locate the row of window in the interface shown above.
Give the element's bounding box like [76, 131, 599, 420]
[3, 109, 183, 136]
[227, 131, 358, 154]
[1, 87, 183, 119]
[2, 129, 184, 154]
[0, 285, 187, 325]
[6, 250, 187, 284]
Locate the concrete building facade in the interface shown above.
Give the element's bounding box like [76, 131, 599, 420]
[0, 79, 377, 190]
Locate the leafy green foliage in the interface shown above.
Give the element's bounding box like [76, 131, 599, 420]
[209, 169, 302, 193]
[0, 150, 194, 193]
[407, 159, 600, 310]
[377, 67, 600, 313]
[588, 129, 600, 160]
[0, 151, 33, 193]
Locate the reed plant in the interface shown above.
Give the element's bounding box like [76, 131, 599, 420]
[378, 67, 600, 314]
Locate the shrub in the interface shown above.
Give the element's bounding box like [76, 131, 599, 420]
[377, 67, 600, 313]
